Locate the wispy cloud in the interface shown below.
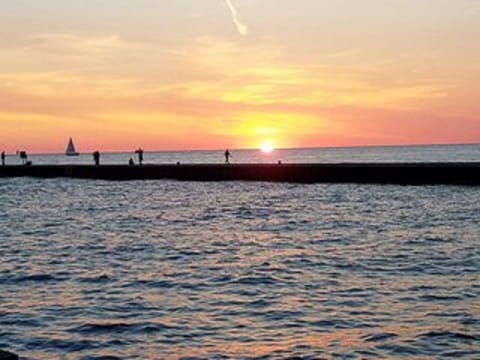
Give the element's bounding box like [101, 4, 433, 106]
[24, 33, 124, 55]
[224, 0, 248, 35]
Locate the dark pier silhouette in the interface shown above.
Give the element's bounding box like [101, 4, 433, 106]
[0, 350, 18, 360]
[1, 163, 479, 185]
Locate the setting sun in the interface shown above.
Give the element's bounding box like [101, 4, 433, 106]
[260, 142, 274, 153]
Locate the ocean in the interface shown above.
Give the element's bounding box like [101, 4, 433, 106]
[3, 143, 480, 165]
[0, 145, 479, 359]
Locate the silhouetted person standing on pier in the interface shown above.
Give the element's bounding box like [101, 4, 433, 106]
[135, 148, 144, 165]
[1, 151, 5, 166]
[93, 151, 100, 166]
[19, 151, 28, 165]
[224, 149, 232, 164]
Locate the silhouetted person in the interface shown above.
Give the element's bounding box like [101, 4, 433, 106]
[224, 149, 232, 164]
[135, 148, 144, 165]
[129, 158, 135, 166]
[92, 151, 100, 166]
[19, 151, 28, 165]
[1, 151, 5, 166]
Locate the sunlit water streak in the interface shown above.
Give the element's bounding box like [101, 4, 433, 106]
[0, 146, 479, 359]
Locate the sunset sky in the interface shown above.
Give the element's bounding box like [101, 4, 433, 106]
[1, 0, 479, 152]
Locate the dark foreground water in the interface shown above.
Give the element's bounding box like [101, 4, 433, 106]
[0, 176, 479, 359]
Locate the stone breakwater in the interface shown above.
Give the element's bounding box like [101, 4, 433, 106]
[0, 350, 18, 360]
[0, 163, 479, 185]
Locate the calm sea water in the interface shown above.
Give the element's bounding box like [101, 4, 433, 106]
[3, 143, 480, 165]
[1, 145, 479, 359]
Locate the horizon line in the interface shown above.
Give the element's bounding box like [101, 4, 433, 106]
[6, 141, 480, 157]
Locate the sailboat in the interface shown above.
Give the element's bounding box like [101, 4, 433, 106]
[65, 137, 79, 156]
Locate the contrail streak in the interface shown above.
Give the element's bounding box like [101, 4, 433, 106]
[224, 0, 248, 35]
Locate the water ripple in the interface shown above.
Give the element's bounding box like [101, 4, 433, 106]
[0, 178, 479, 359]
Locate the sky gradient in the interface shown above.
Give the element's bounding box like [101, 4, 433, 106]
[1, 0, 479, 152]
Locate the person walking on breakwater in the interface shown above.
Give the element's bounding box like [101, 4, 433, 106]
[92, 151, 100, 166]
[135, 148, 144, 165]
[18, 151, 28, 165]
[224, 149, 232, 164]
[1, 151, 5, 166]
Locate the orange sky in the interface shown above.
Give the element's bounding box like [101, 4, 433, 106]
[0, 0, 479, 153]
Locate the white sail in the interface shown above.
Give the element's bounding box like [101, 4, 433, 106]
[65, 137, 79, 156]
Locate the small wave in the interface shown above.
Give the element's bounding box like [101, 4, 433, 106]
[25, 338, 97, 352]
[21, 229, 56, 237]
[263, 309, 304, 322]
[375, 343, 421, 356]
[233, 275, 280, 286]
[424, 236, 454, 243]
[210, 274, 234, 284]
[309, 319, 360, 330]
[72, 322, 134, 334]
[4, 273, 64, 284]
[71, 322, 176, 335]
[248, 299, 274, 308]
[78, 274, 111, 284]
[405, 236, 454, 246]
[0, 317, 41, 328]
[420, 330, 478, 342]
[362, 332, 399, 342]
[43, 222, 63, 228]
[439, 350, 480, 358]
[135, 279, 175, 288]
[419, 294, 462, 302]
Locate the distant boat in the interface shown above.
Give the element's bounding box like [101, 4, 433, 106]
[65, 137, 79, 156]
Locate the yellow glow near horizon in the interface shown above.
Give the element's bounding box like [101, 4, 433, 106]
[260, 141, 274, 153]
